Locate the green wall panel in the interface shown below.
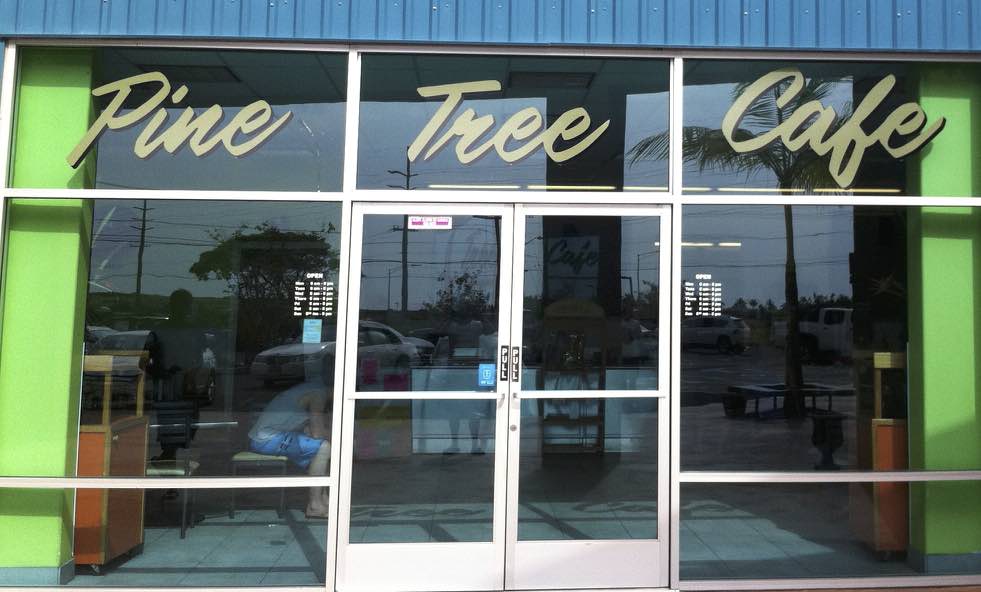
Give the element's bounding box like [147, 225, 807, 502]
[907, 64, 981, 570]
[0, 48, 94, 579]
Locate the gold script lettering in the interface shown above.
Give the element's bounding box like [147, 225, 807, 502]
[67, 72, 292, 169]
[409, 80, 609, 165]
[722, 67, 945, 188]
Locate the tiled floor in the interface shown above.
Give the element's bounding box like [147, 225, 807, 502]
[680, 484, 919, 580]
[69, 505, 327, 587]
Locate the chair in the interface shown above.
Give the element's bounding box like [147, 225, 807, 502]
[229, 451, 288, 518]
[147, 400, 200, 538]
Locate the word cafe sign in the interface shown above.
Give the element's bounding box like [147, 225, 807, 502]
[723, 67, 945, 188]
[69, 69, 944, 189]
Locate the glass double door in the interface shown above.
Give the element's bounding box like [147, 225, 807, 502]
[337, 203, 670, 591]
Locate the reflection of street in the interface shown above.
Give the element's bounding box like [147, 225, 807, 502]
[683, 344, 851, 404]
[682, 344, 857, 471]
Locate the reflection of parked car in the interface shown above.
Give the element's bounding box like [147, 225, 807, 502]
[633, 326, 659, 361]
[251, 321, 432, 385]
[85, 325, 117, 347]
[681, 315, 750, 353]
[772, 307, 852, 362]
[94, 329, 216, 404]
[94, 330, 159, 377]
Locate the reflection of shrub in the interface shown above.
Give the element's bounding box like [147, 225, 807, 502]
[423, 271, 491, 320]
[190, 224, 339, 358]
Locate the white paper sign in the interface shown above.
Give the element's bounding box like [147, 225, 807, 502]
[408, 216, 453, 230]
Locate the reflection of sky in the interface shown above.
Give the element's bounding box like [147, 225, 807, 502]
[359, 215, 501, 310]
[95, 102, 345, 191]
[682, 206, 853, 306]
[358, 92, 669, 190]
[523, 216, 661, 300]
[683, 81, 854, 191]
[89, 201, 342, 299]
[359, 213, 662, 311]
[357, 97, 548, 189]
[623, 92, 670, 188]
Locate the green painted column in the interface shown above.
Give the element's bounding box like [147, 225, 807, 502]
[907, 64, 981, 573]
[0, 48, 95, 585]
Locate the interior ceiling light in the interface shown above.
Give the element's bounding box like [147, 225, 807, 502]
[428, 184, 521, 190]
[717, 187, 806, 192]
[526, 185, 617, 190]
[137, 64, 240, 84]
[812, 188, 902, 193]
[508, 71, 594, 89]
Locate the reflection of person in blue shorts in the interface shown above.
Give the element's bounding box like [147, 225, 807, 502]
[249, 381, 330, 517]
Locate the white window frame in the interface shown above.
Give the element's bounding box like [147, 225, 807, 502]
[0, 37, 979, 592]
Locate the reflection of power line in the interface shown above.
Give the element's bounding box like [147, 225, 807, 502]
[681, 258, 848, 269]
[362, 258, 499, 265]
[682, 230, 852, 241]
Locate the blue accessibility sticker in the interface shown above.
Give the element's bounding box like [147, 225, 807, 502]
[478, 363, 497, 388]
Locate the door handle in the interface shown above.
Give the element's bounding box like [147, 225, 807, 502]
[511, 346, 520, 382]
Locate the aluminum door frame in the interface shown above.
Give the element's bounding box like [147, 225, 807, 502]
[336, 202, 517, 592]
[503, 203, 672, 590]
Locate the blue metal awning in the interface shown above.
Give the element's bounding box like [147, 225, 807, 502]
[0, 0, 979, 53]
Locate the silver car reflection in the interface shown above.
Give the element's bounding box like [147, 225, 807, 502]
[250, 321, 433, 385]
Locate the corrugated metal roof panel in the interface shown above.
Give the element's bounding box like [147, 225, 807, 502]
[0, 0, 978, 52]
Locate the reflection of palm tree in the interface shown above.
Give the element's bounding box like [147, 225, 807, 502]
[629, 75, 848, 418]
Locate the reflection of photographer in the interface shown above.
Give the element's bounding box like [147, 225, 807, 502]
[151, 289, 209, 461]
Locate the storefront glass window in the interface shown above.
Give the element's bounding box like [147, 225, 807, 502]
[521, 214, 661, 391]
[353, 212, 501, 392]
[79, 199, 341, 478]
[681, 205, 981, 474]
[680, 61, 981, 196]
[518, 398, 659, 540]
[681, 481, 981, 579]
[0, 487, 329, 586]
[357, 54, 669, 191]
[351, 399, 496, 543]
[14, 48, 347, 191]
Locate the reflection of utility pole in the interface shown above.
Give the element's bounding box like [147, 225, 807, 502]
[387, 147, 417, 314]
[401, 215, 409, 313]
[636, 248, 659, 299]
[130, 200, 154, 295]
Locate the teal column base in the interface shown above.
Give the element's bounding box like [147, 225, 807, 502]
[0, 560, 74, 585]
[908, 547, 981, 575]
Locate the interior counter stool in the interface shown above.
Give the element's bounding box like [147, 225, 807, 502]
[145, 457, 200, 539]
[229, 451, 288, 518]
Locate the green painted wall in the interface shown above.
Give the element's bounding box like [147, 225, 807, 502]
[0, 48, 94, 575]
[907, 64, 981, 568]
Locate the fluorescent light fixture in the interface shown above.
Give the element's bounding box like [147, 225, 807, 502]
[717, 187, 806, 193]
[428, 184, 521, 190]
[526, 185, 618, 191]
[681, 242, 713, 247]
[624, 186, 669, 191]
[654, 242, 661, 247]
[812, 188, 902, 194]
[717, 242, 742, 247]
[683, 187, 711, 192]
